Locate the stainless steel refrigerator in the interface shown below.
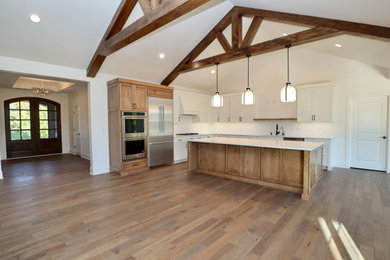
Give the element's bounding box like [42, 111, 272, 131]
[148, 97, 174, 167]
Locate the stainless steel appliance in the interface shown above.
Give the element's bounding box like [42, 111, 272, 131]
[122, 137, 147, 161]
[148, 97, 173, 167]
[121, 112, 147, 138]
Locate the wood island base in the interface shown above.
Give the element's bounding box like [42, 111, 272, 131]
[188, 141, 325, 200]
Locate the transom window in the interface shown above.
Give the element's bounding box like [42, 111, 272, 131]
[9, 100, 31, 140]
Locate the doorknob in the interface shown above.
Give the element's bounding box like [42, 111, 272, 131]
[382, 136, 387, 139]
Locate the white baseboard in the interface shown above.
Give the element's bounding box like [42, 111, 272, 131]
[0, 170, 3, 179]
[90, 167, 110, 175]
[81, 153, 90, 160]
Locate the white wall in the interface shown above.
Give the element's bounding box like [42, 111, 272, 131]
[0, 55, 113, 175]
[174, 49, 390, 169]
[0, 88, 71, 158]
[68, 87, 90, 159]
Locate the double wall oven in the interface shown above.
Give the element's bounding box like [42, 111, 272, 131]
[121, 112, 147, 161]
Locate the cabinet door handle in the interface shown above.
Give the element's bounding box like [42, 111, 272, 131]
[239, 116, 242, 122]
[228, 117, 230, 122]
[132, 103, 137, 109]
[314, 115, 316, 121]
[217, 117, 220, 122]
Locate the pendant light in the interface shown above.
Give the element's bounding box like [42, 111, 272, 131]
[280, 44, 296, 102]
[242, 54, 255, 105]
[211, 62, 223, 107]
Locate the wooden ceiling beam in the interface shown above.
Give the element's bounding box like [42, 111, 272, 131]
[241, 16, 262, 48]
[161, 8, 234, 86]
[87, 0, 212, 78]
[138, 0, 152, 14]
[215, 30, 231, 53]
[235, 6, 390, 40]
[231, 11, 242, 49]
[179, 27, 341, 73]
[101, 0, 212, 56]
[87, 0, 137, 77]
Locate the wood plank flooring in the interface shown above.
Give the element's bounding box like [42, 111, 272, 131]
[1, 154, 390, 259]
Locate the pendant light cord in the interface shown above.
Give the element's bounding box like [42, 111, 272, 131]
[216, 63, 219, 93]
[247, 55, 251, 89]
[286, 44, 291, 84]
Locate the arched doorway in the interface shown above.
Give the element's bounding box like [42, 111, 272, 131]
[4, 97, 62, 158]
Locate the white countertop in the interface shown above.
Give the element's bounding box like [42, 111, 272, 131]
[175, 134, 334, 139]
[188, 137, 323, 151]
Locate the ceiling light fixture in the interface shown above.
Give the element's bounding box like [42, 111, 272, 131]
[282, 33, 288, 36]
[335, 43, 342, 48]
[32, 80, 51, 96]
[159, 53, 165, 59]
[211, 69, 216, 74]
[280, 45, 296, 102]
[242, 55, 255, 105]
[211, 63, 223, 108]
[29, 14, 41, 23]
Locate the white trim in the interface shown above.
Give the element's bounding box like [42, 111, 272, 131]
[90, 167, 110, 175]
[81, 153, 90, 160]
[346, 95, 389, 172]
[0, 169, 3, 179]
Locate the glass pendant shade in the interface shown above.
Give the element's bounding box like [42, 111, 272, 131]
[242, 88, 254, 105]
[212, 92, 223, 107]
[242, 55, 255, 105]
[280, 82, 296, 102]
[280, 45, 297, 102]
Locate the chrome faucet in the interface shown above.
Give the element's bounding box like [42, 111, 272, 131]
[275, 124, 285, 136]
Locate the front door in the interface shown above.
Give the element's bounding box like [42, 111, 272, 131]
[4, 97, 62, 158]
[349, 96, 388, 171]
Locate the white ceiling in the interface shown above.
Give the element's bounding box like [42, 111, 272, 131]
[0, 0, 389, 93]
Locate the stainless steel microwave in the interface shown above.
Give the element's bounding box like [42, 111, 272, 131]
[121, 112, 147, 138]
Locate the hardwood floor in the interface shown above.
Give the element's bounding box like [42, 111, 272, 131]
[1, 155, 390, 259]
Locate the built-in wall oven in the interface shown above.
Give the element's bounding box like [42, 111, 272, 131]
[122, 112, 147, 138]
[122, 112, 148, 161]
[122, 137, 147, 161]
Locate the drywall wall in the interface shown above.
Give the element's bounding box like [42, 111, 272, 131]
[0, 55, 112, 175]
[0, 88, 71, 159]
[68, 87, 90, 160]
[174, 49, 390, 169]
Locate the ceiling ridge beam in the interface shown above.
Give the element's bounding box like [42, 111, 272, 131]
[215, 30, 231, 53]
[179, 27, 341, 73]
[161, 7, 235, 86]
[241, 16, 263, 48]
[87, 0, 138, 77]
[234, 6, 390, 40]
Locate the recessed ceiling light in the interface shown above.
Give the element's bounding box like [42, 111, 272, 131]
[159, 53, 165, 59]
[335, 43, 342, 48]
[282, 33, 288, 36]
[210, 69, 216, 74]
[29, 14, 41, 23]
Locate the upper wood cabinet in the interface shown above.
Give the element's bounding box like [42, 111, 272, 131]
[297, 84, 334, 122]
[121, 84, 147, 112]
[107, 78, 173, 112]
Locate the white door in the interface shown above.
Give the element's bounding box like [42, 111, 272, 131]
[350, 96, 388, 171]
[73, 106, 81, 156]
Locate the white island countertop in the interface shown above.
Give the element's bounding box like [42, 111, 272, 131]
[188, 137, 323, 151]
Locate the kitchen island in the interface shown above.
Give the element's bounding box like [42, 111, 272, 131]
[187, 137, 325, 200]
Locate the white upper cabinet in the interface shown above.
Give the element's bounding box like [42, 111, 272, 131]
[173, 90, 211, 123]
[229, 94, 255, 122]
[297, 84, 334, 122]
[219, 96, 231, 122]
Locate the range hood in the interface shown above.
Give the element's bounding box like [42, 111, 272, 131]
[179, 93, 200, 116]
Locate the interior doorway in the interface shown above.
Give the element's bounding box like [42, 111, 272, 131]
[348, 96, 388, 171]
[4, 97, 62, 158]
[73, 106, 81, 156]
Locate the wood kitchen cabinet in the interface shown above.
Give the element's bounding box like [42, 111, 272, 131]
[121, 84, 147, 112]
[107, 78, 173, 175]
[297, 84, 334, 122]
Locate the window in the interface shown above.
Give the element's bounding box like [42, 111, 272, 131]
[9, 100, 31, 140]
[39, 101, 58, 139]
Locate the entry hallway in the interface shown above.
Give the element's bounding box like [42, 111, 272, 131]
[0, 155, 389, 259]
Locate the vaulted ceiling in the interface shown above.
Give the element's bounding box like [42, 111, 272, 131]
[0, 0, 389, 92]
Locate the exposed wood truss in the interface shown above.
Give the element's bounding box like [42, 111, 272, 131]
[87, 0, 212, 78]
[161, 6, 390, 86]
